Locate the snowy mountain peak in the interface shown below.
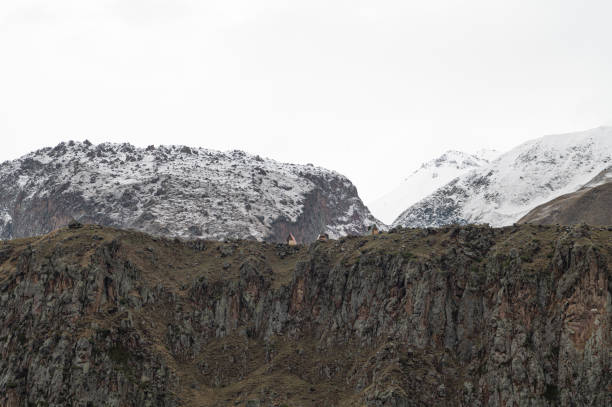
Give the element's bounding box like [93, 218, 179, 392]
[0, 141, 381, 242]
[416, 150, 494, 173]
[370, 149, 498, 224]
[474, 148, 502, 163]
[393, 126, 612, 228]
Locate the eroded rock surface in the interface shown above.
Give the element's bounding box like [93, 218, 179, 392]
[0, 224, 610, 406]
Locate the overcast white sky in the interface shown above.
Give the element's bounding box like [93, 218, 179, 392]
[1, 0, 611, 203]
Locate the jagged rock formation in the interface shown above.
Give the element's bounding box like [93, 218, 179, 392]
[0, 224, 610, 406]
[520, 167, 612, 226]
[0, 141, 380, 243]
[369, 149, 499, 224]
[393, 126, 612, 228]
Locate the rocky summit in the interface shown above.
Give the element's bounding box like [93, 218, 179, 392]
[0, 223, 610, 406]
[0, 141, 380, 243]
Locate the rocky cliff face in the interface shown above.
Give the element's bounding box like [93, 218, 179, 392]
[0, 224, 610, 406]
[0, 141, 380, 243]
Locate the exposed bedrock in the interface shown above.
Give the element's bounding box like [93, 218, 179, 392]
[0, 224, 610, 406]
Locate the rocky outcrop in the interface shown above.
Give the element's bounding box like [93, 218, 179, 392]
[0, 141, 381, 243]
[0, 224, 610, 406]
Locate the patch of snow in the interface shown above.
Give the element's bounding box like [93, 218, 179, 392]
[474, 148, 502, 163]
[16, 175, 29, 188]
[1, 212, 11, 224]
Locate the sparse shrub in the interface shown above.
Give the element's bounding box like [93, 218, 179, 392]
[109, 344, 130, 365]
[543, 384, 559, 401]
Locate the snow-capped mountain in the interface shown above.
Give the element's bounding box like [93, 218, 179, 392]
[393, 126, 612, 228]
[369, 150, 499, 224]
[0, 141, 381, 242]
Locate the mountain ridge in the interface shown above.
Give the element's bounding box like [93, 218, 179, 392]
[369, 149, 499, 224]
[0, 141, 381, 242]
[393, 126, 612, 228]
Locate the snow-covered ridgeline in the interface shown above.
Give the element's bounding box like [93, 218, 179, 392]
[393, 126, 612, 228]
[0, 141, 380, 241]
[369, 149, 499, 224]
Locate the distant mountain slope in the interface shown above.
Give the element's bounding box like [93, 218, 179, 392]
[0, 141, 380, 242]
[519, 166, 612, 226]
[369, 150, 499, 224]
[394, 126, 612, 228]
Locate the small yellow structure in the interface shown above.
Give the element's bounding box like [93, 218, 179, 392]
[369, 225, 380, 235]
[287, 233, 297, 246]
